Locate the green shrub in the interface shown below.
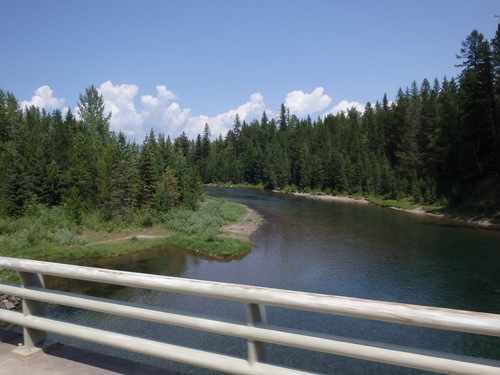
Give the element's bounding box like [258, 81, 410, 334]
[0, 204, 87, 255]
[0, 218, 14, 235]
[136, 210, 156, 228]
[162, 197, 243, 237]
[50, 227, 87, 246]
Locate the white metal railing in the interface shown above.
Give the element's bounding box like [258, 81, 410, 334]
[0, 256, 499, 375]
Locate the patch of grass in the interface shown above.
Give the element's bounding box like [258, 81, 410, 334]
[164, 232, 251, 258]
[0, 269, 18, 283]
[366, 197, 416, 210]
[0, 205, 85, 258]
[0, 204, 169, 263]
[65, 236, 165, 260]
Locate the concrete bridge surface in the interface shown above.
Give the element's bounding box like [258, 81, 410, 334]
[0, 330, 183, 375]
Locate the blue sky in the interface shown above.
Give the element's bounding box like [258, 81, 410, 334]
[1, 0, 499, 141]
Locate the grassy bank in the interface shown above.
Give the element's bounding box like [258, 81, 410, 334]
[0, 205, 167, 261]
[0, 196, 258, 282]
[161, 196, 257, 258]
[365, 197, 423, 211]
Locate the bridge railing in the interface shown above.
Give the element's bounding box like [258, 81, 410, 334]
[0, 256, 499, 375]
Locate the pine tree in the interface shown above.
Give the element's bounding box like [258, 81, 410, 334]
[456, 29, 496, 178]
[112, 132, 138, 219]
[156, 166, 180, 212]
[490, 20, 500, 174]
[77, 85, 111, 142]
[96, 139, 118, 220]
[63, 131, 93, 208]
[0, 90, 22, 147]
[265, 142, 290, 189]
[232, 114, 243, 156]
[278, 104, 289, 132]
[175, 131, 190, 157]
[137, 130, 160, 208]
[41, 159, 62, 207]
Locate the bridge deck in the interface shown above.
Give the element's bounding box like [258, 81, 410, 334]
[0, 330, 182, 375]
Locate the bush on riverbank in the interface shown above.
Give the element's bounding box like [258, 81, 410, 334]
[162, 196, 245, 235]
[161, 196, 253, 257]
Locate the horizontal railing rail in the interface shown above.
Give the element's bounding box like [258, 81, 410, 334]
[0, 256, 499, 374]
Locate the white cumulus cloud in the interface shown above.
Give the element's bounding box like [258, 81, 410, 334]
[21, 84, 367, 142]
[285, 87, 331, 117]
[69, 82, 268, 140]
[201, 92, 268, 138]
[20, 85, 66, 110]
[324, 100, 365, 116]
[138, 87, 269, 140]
[139, 85, 192, 138]
[99, 81, 143, 137]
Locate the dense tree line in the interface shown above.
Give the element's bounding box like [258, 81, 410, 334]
[0, 86, 201, 220]
[188, 23, 500, 206]
[1, 23, 499, 221]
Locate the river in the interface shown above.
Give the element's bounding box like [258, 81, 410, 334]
[46, 187, 500, 374]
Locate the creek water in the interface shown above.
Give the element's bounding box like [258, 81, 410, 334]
[45, 187, 500, 374]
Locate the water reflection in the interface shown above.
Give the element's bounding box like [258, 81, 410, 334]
[45, 245, 188, 299]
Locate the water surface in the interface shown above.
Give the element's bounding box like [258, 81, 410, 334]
[47, 188, 500, 374]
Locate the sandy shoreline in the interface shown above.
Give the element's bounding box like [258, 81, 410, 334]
[221, 204, 264, 241]
[292, 192, 370, 205]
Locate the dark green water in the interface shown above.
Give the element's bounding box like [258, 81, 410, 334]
[47, 188, 500, 374]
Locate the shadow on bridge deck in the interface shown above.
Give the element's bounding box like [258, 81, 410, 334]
[0, 330, 184, 375]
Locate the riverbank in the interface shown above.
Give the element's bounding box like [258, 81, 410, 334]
[158, 197, 262, 259]
[85, 200, 264, 258]
[0, 198, 263, 283]
[291, 191, 500, 230]
[163, 203, 263, 260]
[88, 203, 263, 255]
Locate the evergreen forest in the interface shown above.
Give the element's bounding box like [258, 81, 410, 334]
[191, 23, 500, 215]
[0, 87, 201, 221]
[1, 23, 500, 225]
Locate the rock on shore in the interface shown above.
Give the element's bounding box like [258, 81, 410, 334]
[0, 294, 21, 309]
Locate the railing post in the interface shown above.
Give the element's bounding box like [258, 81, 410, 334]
[245, 303, 267, 365]
[13, 271, 56, 357]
